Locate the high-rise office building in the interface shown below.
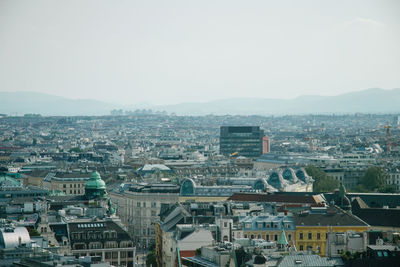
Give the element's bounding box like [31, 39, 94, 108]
[220, 126, 264, 158]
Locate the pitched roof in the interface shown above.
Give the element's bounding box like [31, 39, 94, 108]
[277, 254, 343, 267]
[228, 193, 320, 205]
[68, 220, 131, 246]
[294, 208, 369, 227]
[352, 197, 400, 227]
[160, 205, 191, 232]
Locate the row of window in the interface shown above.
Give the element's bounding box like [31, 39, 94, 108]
[135, 202, 158, 208]
[73, 241, 133, 250]
[63, 189, 82, 194]
[299, 232, 325, 240]
[74, 251, 134, 259]
[77, 223, 104, 228]
[299, 245, 317, 251]
[132, 227, 155, 236]
[243, 233, 292, 241]
[128, 208, 157, 217]
[63, 183, 83, 188]
[136, 238, 155, 248]
[71, 231, 117, 240]
[244, 222, 291, 229]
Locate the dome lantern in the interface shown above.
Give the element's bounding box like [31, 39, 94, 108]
[85, 171, 107, 199]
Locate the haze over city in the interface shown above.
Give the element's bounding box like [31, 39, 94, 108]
[2, 1, 400, 267]
[1, 0, 400, 105]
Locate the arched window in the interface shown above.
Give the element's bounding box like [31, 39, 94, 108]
[105, 241, 118, 248]
[89, 242, 102, 249]
[180, 179, 195, 196]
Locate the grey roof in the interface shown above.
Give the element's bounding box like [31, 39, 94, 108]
[160, 205, 191, 232]
[0, 227, 31, 249]
[293, 208, 369, 227]
[164, 206, 187, 223]
[139, 164, 171, 171]
[44, 172, 90, 182]
[183, 256, 219, 267]
[277, 254, 344, 267]
[368, 245, 399, 251]
[162, 213, 185, 232]
[68, 220, 131, 247]
[351, 197, 400, 227]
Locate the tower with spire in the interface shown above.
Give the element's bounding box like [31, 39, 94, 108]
[277, 222, 289, 251]
[335, 183, 352, 212]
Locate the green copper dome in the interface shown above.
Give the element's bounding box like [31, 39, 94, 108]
[85, 171, 106, 190]
[85, 171, 107, 200]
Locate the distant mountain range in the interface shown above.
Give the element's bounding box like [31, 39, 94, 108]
[157, 88, 400, 115]
[1, 88, 400, 116]
[0, 91, 119, 116]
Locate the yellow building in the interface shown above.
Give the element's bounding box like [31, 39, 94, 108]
[294, 208, 369, 256]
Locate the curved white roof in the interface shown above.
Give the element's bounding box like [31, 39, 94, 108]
[0, 227, 31, 249]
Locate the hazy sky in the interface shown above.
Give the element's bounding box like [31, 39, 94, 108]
[0, 0, 399, 105]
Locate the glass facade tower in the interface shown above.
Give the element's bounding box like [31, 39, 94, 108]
[220, 126, 264, 158]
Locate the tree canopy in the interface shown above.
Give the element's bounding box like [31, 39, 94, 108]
[357, 166, 391, 193]
[305, 165, 339, 192]
[146, 250, 157, 267]
[235, 247, 251, 267]
[28, 228, 40, 237]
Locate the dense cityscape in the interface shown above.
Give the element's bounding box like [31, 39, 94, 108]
[1, 0, 400, 266]
[0, 113, 399, 266]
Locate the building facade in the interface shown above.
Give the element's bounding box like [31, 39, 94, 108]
[387, 169, 400, 191]
[220, 126, 264, 158]
[294, 208, 369, 256]
[110, 184, 179, 249]
[43, 171, 90, 195]
[68, 219, 135, 267]
[239, 214, 296, 245]
[326, 231, 368, 257]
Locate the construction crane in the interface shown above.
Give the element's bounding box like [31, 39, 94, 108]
[230, 151, 239, 157]
[303, 137, 313, 152]
[384, 124, 391, 154]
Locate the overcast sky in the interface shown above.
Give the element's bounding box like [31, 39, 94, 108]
[0, 0, 399, 105]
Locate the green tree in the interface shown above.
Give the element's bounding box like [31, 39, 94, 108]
[146, 250, 157, 267]
[379, 185, 397, 193]
[195, 248, 202, 256]
[235, 247, 251, 267]
[69, 147, 82, 153]
[29, 228, 40, 237]
[354, 184, 369, 193]
[359, 166, 389, 192]
[305, 165, 339, 192]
